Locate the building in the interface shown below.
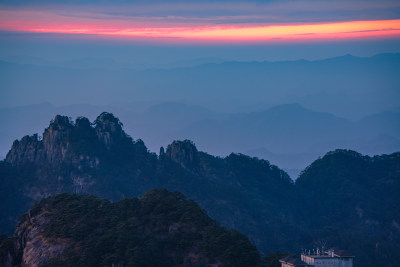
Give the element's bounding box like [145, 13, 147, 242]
[280, 249, 354, 267]
[280, 256, 307, 267]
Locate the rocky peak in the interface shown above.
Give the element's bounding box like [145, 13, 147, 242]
[165, 140, 199, 170]
[50, 115, 73, 130]
[159, 146, 165, 158]
[41, 115, 75, 164]
[6, 115, 75, 165]
[5, 134, 44, 165]
[94, 112, 126, 149]
[74, 116, 92, 130]
[5, 112, 132, 166]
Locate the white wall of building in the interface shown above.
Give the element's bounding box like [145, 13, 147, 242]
[301, 254, 353, 267]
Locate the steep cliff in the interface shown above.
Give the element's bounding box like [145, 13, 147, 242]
[165, 140, 200, 171]
[94, 112, 126, 149]
[6, 112, 131, 166]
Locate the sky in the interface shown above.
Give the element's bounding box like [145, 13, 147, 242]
[1, 0, 400, 41]
[0, 0, 399, 109]
[0, 0, 400, 64]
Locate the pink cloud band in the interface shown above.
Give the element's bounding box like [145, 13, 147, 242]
[1, 8, 399, 43]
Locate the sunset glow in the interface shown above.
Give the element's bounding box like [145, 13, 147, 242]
[1, 8, 399, 43]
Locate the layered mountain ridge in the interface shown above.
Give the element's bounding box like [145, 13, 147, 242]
[0, 112, 399, 266]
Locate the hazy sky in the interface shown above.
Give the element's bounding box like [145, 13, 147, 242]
[0, 0, 399, 110]
[0, 0, 399, 64]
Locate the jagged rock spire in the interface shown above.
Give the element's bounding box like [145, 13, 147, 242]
[165, 140, 199, 170]
[6, 115, 75, 165]
[6, 112, 131, 165]
[94, 112, 126, 149]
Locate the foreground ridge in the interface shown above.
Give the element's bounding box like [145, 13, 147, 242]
[0, 190, 261, 267]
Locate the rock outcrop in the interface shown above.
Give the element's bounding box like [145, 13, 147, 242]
[5, 112, 128, 166]
[0, 207, 70, 267]
[5, 134, 44, 166]
[0, 191, 261, 267]
[165, 140, 199, 170]
[94, 112, 127, 149]
[15, 210, 69, 267]
[6, 115, 74, 166]
[3, 112, 140, 213]
[42, 115, 74, 165]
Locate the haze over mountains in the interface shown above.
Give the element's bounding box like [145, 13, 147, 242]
[1, 53, 399, 117]
[1, 53, 399, 177]
[1, 101, 399, 178]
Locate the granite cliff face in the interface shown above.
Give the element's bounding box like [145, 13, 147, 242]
[0, 209, 70, 267]
[94, 112, 126, 149]
[6, 115, 74, 166]
[165, 140, 200, 171]
[14, 210, 69, 267]
[6, 112, 127, 166]
[5, 134, 45, 166]
[3, 112, 147, 200]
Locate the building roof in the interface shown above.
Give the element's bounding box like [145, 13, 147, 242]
[279, 256, 307, 266]
[301, 254, 328, 259]
[301, 248, 355, 259]
[332, 248, 355, 258]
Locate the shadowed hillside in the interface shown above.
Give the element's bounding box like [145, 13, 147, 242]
[0, 190, 261, 267]
[0, 113, 399, 266]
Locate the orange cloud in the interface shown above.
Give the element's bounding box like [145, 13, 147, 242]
[0, 9, 399, 43]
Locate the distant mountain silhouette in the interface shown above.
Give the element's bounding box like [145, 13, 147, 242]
[1, 53, 399, 117]
[1, 102, 399, 177]
[173, 103, 399, 167]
